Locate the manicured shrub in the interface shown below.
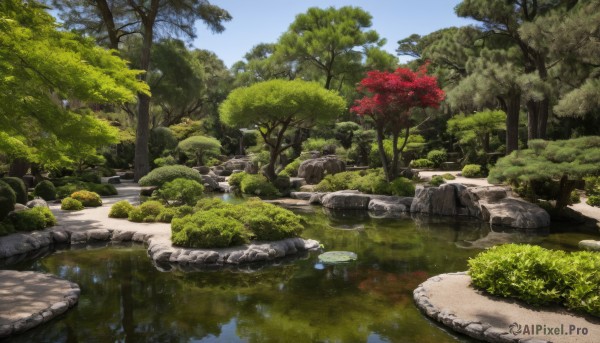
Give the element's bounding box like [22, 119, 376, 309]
[570, 190, 581, 204]
[240, 174, 278, 196]
[429, 175, 446, 187]
[154, 155, 177, 167]
[584, 176, 600, 196]
[61, 197, 84, 211]
[154, 178, 204, 206]
[195, 198, 234, 211]
[34, 180, 56, 201]
[278, 159, 301, 177]
[56, 182, 117, 198]
[314, 171, 361, 192]
[273, 175, 291, 192]
[426, 149, 447, 168]
[171, 210, 251, 248]
[0, 221, 15, 237]
[79, 171, 101, 184]
[0, 180, 16, 221]
[109, 200, 134, 218]
[89, 183, 118, 196]
[138, 165, 203, 187]
[241, 200, 303, 241]
[156, 205, 194, 223]
[410, 158, 434, 169]
[462, 164, 482, 178]
[2, 177, 27, 204]
[71, 190, 102, 207]
[127, 208, 145, 222]
[441, 173, 456, 180]
[389, 177, 415, 196]
[227, 171, 247, 188]
[587, 195, 600, 207]
[469, 244, 600, 316]
[9, 207, 56, 231]
[138, 200, 164, 218]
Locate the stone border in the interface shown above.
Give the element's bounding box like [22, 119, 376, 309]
[414, 272, 550, 343]
[0, 270, 80, 338]
[0, 227, 320, 267]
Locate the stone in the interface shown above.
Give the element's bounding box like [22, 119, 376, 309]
[107, 176, 121, 184]
[297, 156, 346, 184]
[87, 229, 111, 241]
[140, 186, 158, 197]
[480, 198, 550, 229]
[26, 198, 48, 208]
[218, 182, 231, 193]
[51, 230, 70, 243]
[223, 157, 252, 171]
[244, 161, 259, 174]
[321, 191, 371, 210]
[468, 186, 508, 202]
[289, 177, 306, 189]
[368, 197, 412, 213]
[193, 166, 211, 175]
[579, 240, 600, 251]
[290, 192, 314, 201]
[120, 171, 134, 180]
[13, 203, 28, 212]
[200, 174, 220, 192]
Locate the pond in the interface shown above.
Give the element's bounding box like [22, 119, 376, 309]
[1, 205, 597, 343]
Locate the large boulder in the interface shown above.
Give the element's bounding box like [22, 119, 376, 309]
[26, 198, 48, 208]
[410, 184, 478, 216]
[297, 156, 346, 184]
[479, 198, 550, 229]
[321, 190, 371, 210]
[200, 175, 220, 192]
[222, 157, 252, 172]
[368, 195, 413, 213]
[193, 166, 211, 175]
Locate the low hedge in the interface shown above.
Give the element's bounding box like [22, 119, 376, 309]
[469, 244, 600, 316]
[314, 169, 415, 196]
[2, 177, 27, 204]
[109, 200, 135, 218]
[410, 158, 434, 169]
[0, 180, 16, 221]
[240, 174, 278, 196]
[138, 165, 203, 187]
[9, 207, 56, 232]
[128, 200, 164, 223]
[34, 180, 56, 201]
[171, 198, 303, 248]
[461, 164, 483, 178]
[429, 175, 445, 187]
[61, 197, 84, 211]
[57, 182, 117, 198]
[153, 178, 204, 206]
[71, 190, 102, 207]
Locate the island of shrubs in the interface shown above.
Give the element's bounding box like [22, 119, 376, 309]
[469, 244, 600, 316]
[0, 178, 57, 236]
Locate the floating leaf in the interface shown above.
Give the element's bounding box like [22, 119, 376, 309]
[318, 251, 357, 264]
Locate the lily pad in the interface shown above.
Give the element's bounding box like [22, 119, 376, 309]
[318, 251, 357, 264]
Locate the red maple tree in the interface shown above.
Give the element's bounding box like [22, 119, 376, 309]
[351, 64, 445, 181]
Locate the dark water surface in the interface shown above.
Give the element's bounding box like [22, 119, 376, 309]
[1, 205, 597, 343]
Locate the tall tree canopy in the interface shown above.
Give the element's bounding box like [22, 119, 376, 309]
[351, 65, 445, 181]
[220, 79, 346, 181]
[0, 0, 148, 172]
[51, 0, 232, 180]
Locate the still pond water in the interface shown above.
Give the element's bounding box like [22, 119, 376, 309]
[1, 203, 597, 343]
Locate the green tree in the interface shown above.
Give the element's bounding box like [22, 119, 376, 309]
[489, 136, 600, 210]
[177, 135, 221, 166]
[447, 109, 506, 153]
[51, 0, 232, 181]
[220, 79, 346, 181]
[0, 0, 147, 175]
[276, 6, 381, 90]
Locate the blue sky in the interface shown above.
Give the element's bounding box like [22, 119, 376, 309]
[191, 0, 476, 68]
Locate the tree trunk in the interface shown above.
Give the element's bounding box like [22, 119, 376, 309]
[505, 90, 521, 154]
[375, 126, 390, 182]
[265, 147, 278, 182]
[526, 99, 539, 141]
[8, 158, 29, 178]
[556, 174, 577, 210]
[133, 24, 154, 182]
[483, 133, 490, 153]
[95, 0, 119, 50]
[537, 98, 549, 139]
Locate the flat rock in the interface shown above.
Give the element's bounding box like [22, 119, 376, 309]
[321, 191, 371, 210]
[578, 240, 600, 251]
[480, 198, 550, 229]
[297, 156, 345, 184]
[0, 270, 79, 338]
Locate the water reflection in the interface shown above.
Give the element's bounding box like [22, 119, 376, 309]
[1, 206, 597, 343]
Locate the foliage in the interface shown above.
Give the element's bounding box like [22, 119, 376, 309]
[429, 175, 446, 187]
[584, 176, 600, 197]
[138, 165, 203, 187]
[154, 156, 178, 168]
[171, 198, 303, 248]
[56, 181, 117, 198]
[351, 64, 445, 181]
[71, 190, 102, 207]
[278, 159, 301, 177]
[368, 135, 426, 168]
[128, 200, 165, 223]
[1, 177, 27, 204]
[462, 164, 482, 178]
[301, 138, 340, 155]
[177, 135, 222, 166]
[9, 207, 56, 231]
[0, 0, 146, 169]
[469, 244, 600, 316]
[570, 190, 580, 204]
[334, 122, 361, 149]
[154, 178, 204, 206]
[273, 175, 291, 192]
[410, 159, 434, 169]
[61, 197, 84, 211]
[447, 110, 506, 154]
[315, 169, 415, 196]
[314, 172, 361, 192]
[228, 172, 248, 188]
[109, 200, 134, 219]
[426, 149, 447, 168]
[79, 171, 101, 184]
[127, 208, 146, 223]
[149, 127, 178, 164]
[441, 173, 456, 180]
[220, 79, 345, 181]
[0, 180, 16, 220]
[587, 196, 600, 207]
[34, 181, 56, 201]
[488, 137, 600, 209]
[156, 205, 194, 223]
[389, 177, 416, 197]
[240, 175, 279, 197]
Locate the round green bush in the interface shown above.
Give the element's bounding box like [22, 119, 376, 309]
[241, 200, 303, 241]
[441, 173, 456, 180]
[278, 159, 301, 177]
[156, 206, 193, 223]
[240, 174, 278, 196]
[154, 178, 204, 206]
[9, 207, 56, 231]
[389, 177, 415, 196]
[194, 198, 234, 211]
[61, 197, 84, 211]
[429, 175, 446, 187]
[128, 208, 145, 222]
[139, 165, 203, 187]
[273, 175, 291, 192]
[79, 171, 101, 184]
[410, 158, 434, 169]
[227, 171, 247, 188]
[0, 180, 16, 221]
[89, 183, 118, 196]
[426, 149, 447, 168]
[462, 164, 483, 178]
[171, 210, 250, 248]
[587, 195, 600, 207]
[34, 180, 56, 201]
[109, 200, 134, 218]
[128, 200, 164, 222]
[2, 177, 27, 204]
[71, 190, 102, 207]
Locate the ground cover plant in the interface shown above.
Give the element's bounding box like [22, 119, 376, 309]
[469, 244, 600, 316]
[314, 169, 415, 196]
